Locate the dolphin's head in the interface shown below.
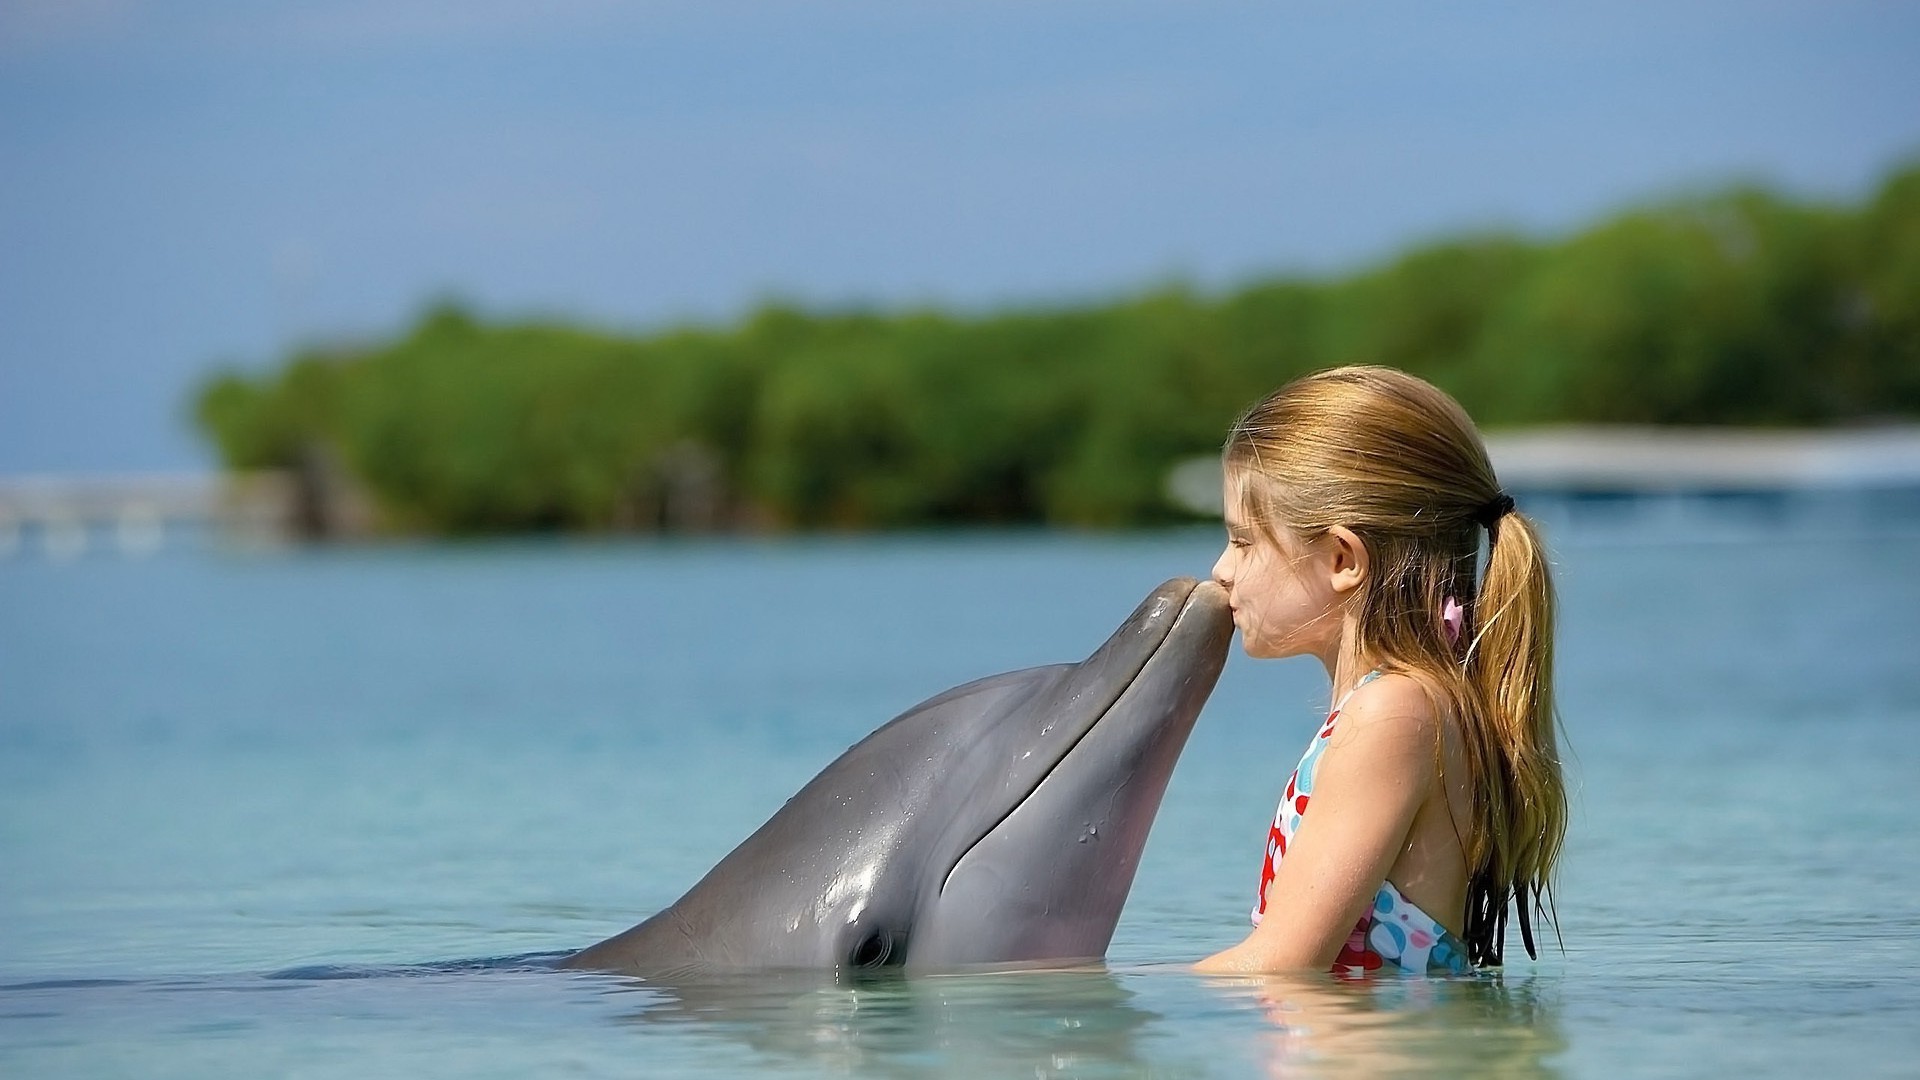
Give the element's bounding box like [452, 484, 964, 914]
[568, 576, 1232, 978]
[900, 575, 1232, 970]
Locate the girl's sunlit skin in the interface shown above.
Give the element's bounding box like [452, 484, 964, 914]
[1197, 494, 1472, 974]
[1190, 365, 1564, 977]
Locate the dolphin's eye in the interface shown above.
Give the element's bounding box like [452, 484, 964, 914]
[849, 930, 904, 969]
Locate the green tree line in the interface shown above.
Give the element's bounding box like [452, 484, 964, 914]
[195, 164, 1920, 533]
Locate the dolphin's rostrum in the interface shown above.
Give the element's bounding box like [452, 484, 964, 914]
[563, 576, 1232, 977]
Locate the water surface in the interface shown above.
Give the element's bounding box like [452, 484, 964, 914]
[4, 493, 1918, 1077]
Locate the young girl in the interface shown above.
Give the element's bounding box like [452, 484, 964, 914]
[1194, 365, 1565, 977]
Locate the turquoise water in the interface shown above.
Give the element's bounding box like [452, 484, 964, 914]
[4, 494, 1919, 1077]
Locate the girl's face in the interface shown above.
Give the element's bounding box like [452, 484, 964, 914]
[1211, 480, 1348, 661]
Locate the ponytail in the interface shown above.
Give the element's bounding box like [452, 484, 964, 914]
[1461, 506, 1565, 966]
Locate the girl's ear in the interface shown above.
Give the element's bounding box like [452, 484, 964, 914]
[1325, 525, 1369, 594]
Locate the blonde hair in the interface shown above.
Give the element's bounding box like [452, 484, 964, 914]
[1225, 365, 1565, 966]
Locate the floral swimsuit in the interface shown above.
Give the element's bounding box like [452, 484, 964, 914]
[1251, 670, 1473, 976]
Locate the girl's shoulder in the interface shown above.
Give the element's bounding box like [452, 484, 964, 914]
[1314, 670, 1450, 806]
[1330, 670, 1447, 750]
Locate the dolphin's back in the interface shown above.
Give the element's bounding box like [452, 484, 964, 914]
[562, 665, 1070, 976]
[561, 576, 1231, 979]
[861, 665, 1072, 743]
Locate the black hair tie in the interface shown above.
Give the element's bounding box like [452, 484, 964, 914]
[1475, 492, 1515, 543]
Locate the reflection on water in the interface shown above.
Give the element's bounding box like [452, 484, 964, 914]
[579, 964, 1566, 1079]
[1200, 972, 1564, 1079]
[608, 967, 1166, 1078]
[1, 960, 1566, 1078]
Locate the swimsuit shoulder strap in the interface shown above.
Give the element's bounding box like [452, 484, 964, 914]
[1331, 668, 1384, 714]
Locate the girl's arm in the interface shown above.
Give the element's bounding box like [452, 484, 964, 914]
[1195, 680, 1438, 974]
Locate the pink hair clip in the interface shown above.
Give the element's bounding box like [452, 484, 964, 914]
[1441, 596, 1465, 647]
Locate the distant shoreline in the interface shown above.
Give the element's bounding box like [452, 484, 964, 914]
[11, 423, 1920, 492]
[9, 424, 1920, 548]
[1161, 425, 1920, 515]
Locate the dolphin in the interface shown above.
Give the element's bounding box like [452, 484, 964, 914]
[562, 576, 1232, 977]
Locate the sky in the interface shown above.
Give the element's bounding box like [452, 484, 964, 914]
[3, 0, 1918, 475]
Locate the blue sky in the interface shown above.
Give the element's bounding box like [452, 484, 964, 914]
[3, 0, 1918, 474]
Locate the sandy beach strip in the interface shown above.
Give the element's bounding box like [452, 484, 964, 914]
[1485, 425, 1920, 492]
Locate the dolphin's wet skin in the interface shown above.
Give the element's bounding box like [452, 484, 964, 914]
[563, 576, 1234, 977]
